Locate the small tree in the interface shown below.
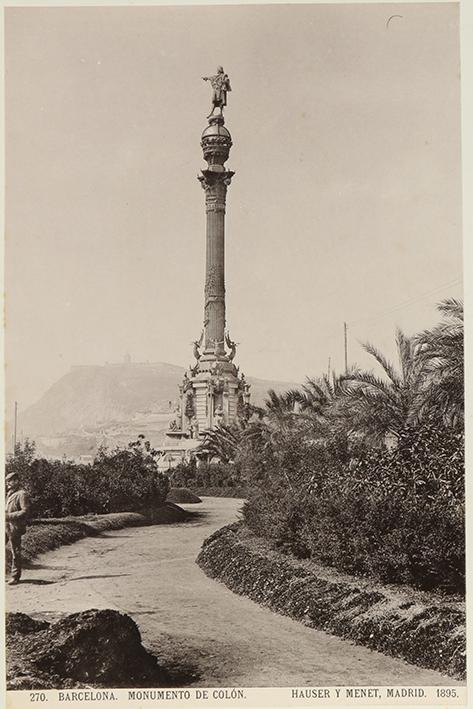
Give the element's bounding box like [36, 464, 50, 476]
[7, 438, 36, 475]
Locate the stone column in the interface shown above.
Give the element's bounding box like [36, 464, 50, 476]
[201, 171, 233, 355]
[198, 115, 234, 360]
[166, 109, 250, 445]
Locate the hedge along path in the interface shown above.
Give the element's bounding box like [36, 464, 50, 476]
[197, 523, 466, 680]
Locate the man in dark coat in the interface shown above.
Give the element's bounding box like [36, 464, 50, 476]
[5, 472, 30, 585]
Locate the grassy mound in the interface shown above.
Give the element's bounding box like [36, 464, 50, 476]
[167, 488, 202, 504]
[197, 523, 466, 680]
[144, 501, 192, 523]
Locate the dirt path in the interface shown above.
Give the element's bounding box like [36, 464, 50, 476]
[6, 497, 460, 687]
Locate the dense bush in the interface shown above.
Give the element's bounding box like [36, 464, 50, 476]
[6, 438, 170, 518]
[171, 459, 244, 492]
[242, 425, 464, 593]
[234, 302, 465, 594]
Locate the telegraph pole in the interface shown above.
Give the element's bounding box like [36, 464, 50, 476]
[344, 322, 348, 374]
[327, 356, 331, 380]
[13, 401, 18, 452]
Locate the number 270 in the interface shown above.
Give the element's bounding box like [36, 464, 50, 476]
[29, 692, 47, 702]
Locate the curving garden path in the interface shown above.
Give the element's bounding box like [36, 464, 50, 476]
[6, 497, 461, 687]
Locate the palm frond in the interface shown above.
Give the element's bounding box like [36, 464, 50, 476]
[341, 371, 400, 408]
[362, 340, 402, 387]
[197, 424, 242, 462]
[394, 328, 420, 387]
[437, 297, 463, 321]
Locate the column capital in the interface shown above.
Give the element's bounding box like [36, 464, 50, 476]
[198, 169, 235, 191]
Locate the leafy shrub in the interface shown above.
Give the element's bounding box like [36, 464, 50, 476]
[242, 425, 464, 593]
[171, 460, 244, 491]
[6, 438, 170, 518]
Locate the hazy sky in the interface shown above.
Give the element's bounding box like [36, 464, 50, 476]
[5, 2, 462, 414]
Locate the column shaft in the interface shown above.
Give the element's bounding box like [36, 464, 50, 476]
[203, 176, 229, 354]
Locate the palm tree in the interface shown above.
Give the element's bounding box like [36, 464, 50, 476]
[340, 328, 424, 443]
[196, 423, 242, 463]
[262, 388, 301, 427]
[300, 369, 359, 414]
[415, 298, 464, 428]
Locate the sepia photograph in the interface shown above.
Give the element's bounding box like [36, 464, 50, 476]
[3, 0, 467, 704]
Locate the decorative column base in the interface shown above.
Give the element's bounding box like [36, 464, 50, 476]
[166, 358, 249, 441]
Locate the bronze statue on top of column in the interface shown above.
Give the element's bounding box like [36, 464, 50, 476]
[202, 67, 231, 118]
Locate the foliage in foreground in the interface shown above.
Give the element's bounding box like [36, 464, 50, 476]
[6, 437, 170, 518]
[197, 299, 465, 593]
[241, 422, 464, 593]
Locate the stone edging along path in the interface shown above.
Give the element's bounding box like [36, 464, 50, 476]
[196, 523, 466, 680]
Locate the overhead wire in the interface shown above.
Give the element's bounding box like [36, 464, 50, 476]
[314, 276, 463, 373]
[348, 277, 462, 328]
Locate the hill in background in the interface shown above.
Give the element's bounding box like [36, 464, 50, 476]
[16, 362, 299, 460]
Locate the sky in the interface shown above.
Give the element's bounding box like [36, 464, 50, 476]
[5, 2, 462, 415]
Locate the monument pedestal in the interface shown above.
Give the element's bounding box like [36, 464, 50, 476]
[167, 360, 250, 441]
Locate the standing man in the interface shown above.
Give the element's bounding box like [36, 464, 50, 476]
[5, 472, 30, 585]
